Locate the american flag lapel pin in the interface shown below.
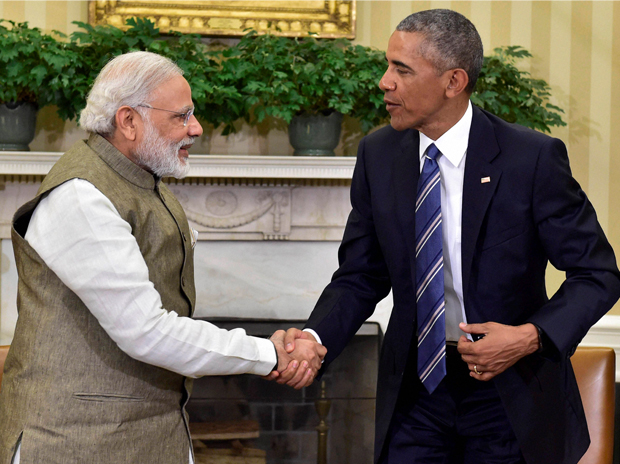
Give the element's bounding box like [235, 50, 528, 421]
[481, 176, 491, 184]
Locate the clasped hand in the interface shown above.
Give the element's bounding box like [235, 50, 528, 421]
[265, 328, 326, 389]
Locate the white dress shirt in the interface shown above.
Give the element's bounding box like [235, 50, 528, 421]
[307, 102, 474, 346]
[13, 178, 279, 464]
[419, 101, 473, 342]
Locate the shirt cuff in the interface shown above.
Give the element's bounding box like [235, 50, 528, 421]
[247, 336, 278, 376]
[303, 328, 322, 345]
[531, 323, 546, 353]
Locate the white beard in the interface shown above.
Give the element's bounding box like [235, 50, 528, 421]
[134, 120, 194, 179]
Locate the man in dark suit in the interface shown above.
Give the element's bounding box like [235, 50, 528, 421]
[273, 8, 620, 464]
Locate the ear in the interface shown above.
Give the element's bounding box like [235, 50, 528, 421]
[445, 68, 469, 98]
[115, 106, 139, 142]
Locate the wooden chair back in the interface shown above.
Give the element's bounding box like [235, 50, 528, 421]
[0, 345, 9, 389]
[572, 346, 616, 464]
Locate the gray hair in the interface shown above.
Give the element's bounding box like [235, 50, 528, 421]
[79, 51, 183, 136]
[396, 9, 483, 93]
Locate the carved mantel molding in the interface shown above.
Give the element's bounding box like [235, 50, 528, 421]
[0, 152, 356, 180]
[0, 153, 355, 242]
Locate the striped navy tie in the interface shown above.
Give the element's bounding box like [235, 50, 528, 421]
[415, 143, 446, 394]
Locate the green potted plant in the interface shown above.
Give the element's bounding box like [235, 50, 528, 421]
[0, 16, 565, 154]
[472, 45, 565, 133]
[221, 32, 565, 155]
[59, 18, 243, 130]
[225, 31, 388, 155]
[0, 20, 77, 150]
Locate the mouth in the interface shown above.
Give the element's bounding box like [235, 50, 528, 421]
[178, 139, 195, 158]
[178, 146, 191, 157]
[384, 98, 401, 112]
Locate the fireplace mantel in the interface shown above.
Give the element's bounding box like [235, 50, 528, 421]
[0, 153, 356, 242]
[0, 152, 356, 179]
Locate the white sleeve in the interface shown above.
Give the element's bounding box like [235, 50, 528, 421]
[25, 179, 276, 378]
[303, 328, 322, 345]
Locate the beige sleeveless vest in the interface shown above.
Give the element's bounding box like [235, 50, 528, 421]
[0, 134, 196, 464]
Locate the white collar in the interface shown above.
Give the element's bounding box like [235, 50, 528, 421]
[419, 101, 472, 168]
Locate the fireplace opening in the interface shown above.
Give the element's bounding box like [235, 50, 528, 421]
[187, 319, 382, 464]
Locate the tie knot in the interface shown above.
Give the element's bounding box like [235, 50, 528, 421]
[426, 144, 441, 161]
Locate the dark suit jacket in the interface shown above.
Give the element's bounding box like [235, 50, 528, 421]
[305, 105, 620, 464]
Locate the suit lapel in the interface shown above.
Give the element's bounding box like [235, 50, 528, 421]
[461, 107, 502, 306]
[393, 130, 420, 288]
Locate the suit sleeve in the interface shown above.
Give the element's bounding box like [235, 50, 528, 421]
[527, 137, 620, 358]
[305, 138, 392, 368]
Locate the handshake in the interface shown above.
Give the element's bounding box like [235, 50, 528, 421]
[265, 328, 327, 389]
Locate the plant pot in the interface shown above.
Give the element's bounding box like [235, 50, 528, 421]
[288, 111, 343, 156]
[0, 102, 38, 151]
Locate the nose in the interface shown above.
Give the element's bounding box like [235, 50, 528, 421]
[379, 73, 396, 92]
[379, 71, 395, 92]
[187, 114, 203, 137]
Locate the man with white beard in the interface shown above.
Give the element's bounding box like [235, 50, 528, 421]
[0, 51, 326, 464]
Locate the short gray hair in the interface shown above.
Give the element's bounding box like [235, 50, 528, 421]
[396, 9, 483, 93]
[79, 51, 183, 136]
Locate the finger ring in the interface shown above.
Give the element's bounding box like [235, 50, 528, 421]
[473, 365, 483, 375]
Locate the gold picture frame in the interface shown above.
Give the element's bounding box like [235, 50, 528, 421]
[88, 1, 356, 39]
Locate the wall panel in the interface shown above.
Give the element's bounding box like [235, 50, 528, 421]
[46, 1, 67, 35]
[610, 3, 620, 266]
[369, 1, 392, 49]
[390, 1, 412, 32]
[588, 1, 613, 230]
[23, 0, 46, 29]
[1, 1, 25, 23]
[469, 1, 492, 52]
[530, 1, 552, 84]
[450, 1, 471, 21]
[549, 1, 572, 144]
[490, 1, 511, 48]
[510, 2, 531, 73]
[569, 2, 593, 190]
